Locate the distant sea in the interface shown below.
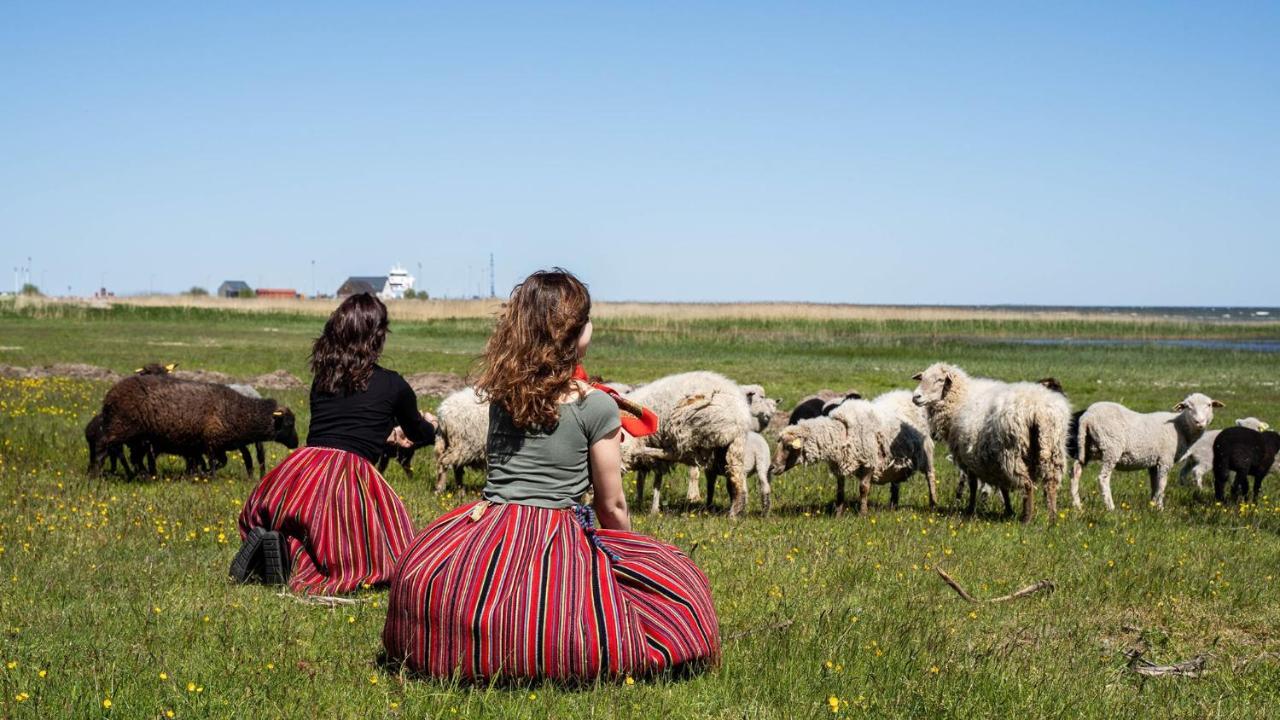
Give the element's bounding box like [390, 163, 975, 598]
[945, 305, 1279, 323]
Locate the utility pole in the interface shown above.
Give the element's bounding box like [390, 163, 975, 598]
[489, 253, 495, 297]
[311, 259, 316, 298]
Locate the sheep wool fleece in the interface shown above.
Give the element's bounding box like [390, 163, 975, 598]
[238, 446, 415, 595]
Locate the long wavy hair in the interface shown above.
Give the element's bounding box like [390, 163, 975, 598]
[475, 269, 591, 430]
[310, 293, 389, 395]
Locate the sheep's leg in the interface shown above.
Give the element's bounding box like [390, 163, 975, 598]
[836, 475, 847, 514]
[1189, 464, 1206, 491]
[1001, 488, 1014, 518]
[399, 453, 413, 480]
[1020, 480, 1035, 524]
[1252, 474, 1264, 503]
[240, 446, 254, 479]
[454, 467, 464, 489]
[1097, 461, 1117, 511]
[725, 437, 749, 519]
[1070, 460, 1085, 509]
[1150, 465, 1169, 510]
[954, 471, 967, 504]
[433, 461, 450, 493]
[1178, 462, 1194, 489]
[859, 475, 872, 516]
[686, 466, 702, 502]
[649, 469, 665, 516]
[634, 469, 648, 509]
[890, 481, 901, 511]
[758, 467, 772, 517]
[704, 469, 717, 509]
[965, 474, 978, 516]
[924, 468, 938, 509]
[1214, 473, 1228, 502]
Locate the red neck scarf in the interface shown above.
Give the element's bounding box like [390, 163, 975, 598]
[573, 364, 658, 437]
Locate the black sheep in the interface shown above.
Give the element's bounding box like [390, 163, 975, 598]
[1212, 427, 1280, 503]
[376, 443, 417, 479]
[98, 375, 298, 480]
[787, 392, 861, 425]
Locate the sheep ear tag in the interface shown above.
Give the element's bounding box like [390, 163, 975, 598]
[134, 367, 143, 373]
[787, 437, 803, 449]
[165, 363, 177, 372]
[272, 409, 285, 416]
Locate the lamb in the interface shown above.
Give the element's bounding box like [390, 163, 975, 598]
[771, 390, 937, 515]
[1212, 427, 1280, 503]
[693, 430, 776, 515]
[621, 371, 755, 517]
[1177, 418, 1269, 490]
[433, 386, 490, 492]
[788, 391, 862, 425]
[911, 363, 1072, 523]
[684, 384, 779, 502]
[377, 443, 418, 479]
[1070, 393, 1223, 510]
[95, 375, 298, 479]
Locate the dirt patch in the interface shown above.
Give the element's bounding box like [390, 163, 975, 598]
[0, 363, 123, 382]
[250, 369, 305, 390]
[172, 369, 236, 384]
[405, 371, 468, 397]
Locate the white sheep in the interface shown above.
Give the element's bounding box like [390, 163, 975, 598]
[434, 386, 490, 492]
[771, 390, 937, 515]
[621, 371, 755, 517]
[1070, 393, 1224, 510]
[684, 383, 778, 503]
[911, 363, 1072, 523]
[1177, 417, 1270, 489]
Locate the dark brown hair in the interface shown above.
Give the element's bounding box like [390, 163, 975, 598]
[310, 293, 389, 395]
[475, 268, 591, 429]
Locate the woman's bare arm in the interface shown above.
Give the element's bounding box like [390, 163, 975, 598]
[589, 427, 630, 531]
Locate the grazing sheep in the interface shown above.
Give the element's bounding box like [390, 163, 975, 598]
[434, 386, 490, 492]
[684, 384, 778, 502]
[1212, 427, 1280, 502]
[788, 391, 862, 425]
[86, 362, 179, 476]
[621, 371, 755, 517]
[694, 430, 775, 515]
[1070, 393, 1223, 510]
[911, 363, 1071, 524]
[377, 443, 418, 479]
[223, 383, 267, 479]
[96, 375, 298, 480]
[771, 391, 937, 515]
[1177, 418, 1270, 490]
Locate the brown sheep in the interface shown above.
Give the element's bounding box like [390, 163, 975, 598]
[97, 375, 298, 479]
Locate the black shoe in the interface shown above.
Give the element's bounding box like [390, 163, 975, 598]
[259, 531, 290, 585]
[229, 527, 269, 583]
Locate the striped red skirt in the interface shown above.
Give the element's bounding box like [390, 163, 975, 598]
[382, 500, 721, 682]
[238, 446, 416, 595]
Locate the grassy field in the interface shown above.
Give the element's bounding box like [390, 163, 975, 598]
[2, 301, 1279, 718]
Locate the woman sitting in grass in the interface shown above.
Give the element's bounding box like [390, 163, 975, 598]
[382, 269, 720, 682]
[232, 292, 437, 594]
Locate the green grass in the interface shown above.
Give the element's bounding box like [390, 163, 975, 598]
[2, 306, 1279, 718]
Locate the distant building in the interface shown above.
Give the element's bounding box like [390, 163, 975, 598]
[337, 276, 388, 297]
[218, 280, 252, 298]
[385, 265, 415, 299]
[255, 288, 299, 299]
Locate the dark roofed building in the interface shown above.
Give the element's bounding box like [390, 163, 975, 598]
[218, 280, 252, 298]
[337, 276, 388, 297]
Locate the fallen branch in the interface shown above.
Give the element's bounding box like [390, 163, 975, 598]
[280, 592, 368, 607]
[1125, 649, 1206, 678]
[935, 567, 1055, 604]
[726, 619, 795, 643]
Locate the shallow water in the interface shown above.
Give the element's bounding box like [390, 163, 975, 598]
[1005, 337, 1280, 353]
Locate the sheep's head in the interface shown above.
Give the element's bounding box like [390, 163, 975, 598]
[1172, 393, 1223, 432]
[271, 407, 300, 449]
[741, 384, 779, 432]
[1236, 417, 1269, 432]
[771, 426, 808, 476]
[1037, 377, 1065, 395]
[912, 363, 957, 407]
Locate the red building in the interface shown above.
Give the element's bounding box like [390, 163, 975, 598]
[254, 288, 299, 299]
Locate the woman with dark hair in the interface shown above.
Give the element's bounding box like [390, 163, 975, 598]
[382, 269, 720, 682]
[233, 293, 436, 595]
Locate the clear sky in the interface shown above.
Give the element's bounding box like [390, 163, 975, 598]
[2, 2, 1276, 305]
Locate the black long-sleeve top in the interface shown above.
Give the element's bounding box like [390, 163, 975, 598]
[306, 365, 435, 463]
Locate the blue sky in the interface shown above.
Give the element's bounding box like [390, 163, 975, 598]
[2, 2, 1276, 304]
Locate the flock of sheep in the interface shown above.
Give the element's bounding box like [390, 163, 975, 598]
[81, 361, 1280, 523]
[436, 364, 1279, 522]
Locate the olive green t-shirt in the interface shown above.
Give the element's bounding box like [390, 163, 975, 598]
[482, 391, 622, 509]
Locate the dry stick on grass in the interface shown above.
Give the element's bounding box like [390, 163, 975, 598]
[726, 619, 796, 643]
[935, 567, 1056, 604]
[279, 592, 367, 607]
[1125, 649, 1207, 678]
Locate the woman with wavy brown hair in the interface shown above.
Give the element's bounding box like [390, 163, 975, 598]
[233, 292, 437, 595]
[382, 269, 720, 682]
